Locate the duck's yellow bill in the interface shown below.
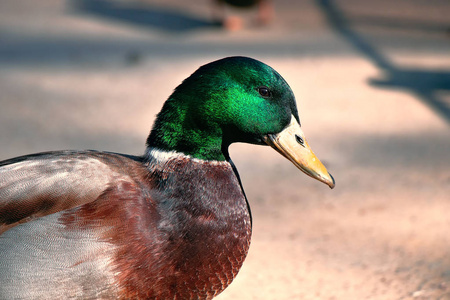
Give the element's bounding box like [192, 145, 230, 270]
[264, 116, 335, 189]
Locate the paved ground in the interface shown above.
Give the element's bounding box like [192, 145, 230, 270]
[1, 0, 450, 299]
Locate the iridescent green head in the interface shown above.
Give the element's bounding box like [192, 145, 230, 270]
[147, 57, 297, 160]
[147, 56, 335, 188]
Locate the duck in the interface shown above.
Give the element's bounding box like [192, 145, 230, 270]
[0, 56, 334, 299]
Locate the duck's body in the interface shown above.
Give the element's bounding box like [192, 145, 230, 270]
[0, 56, 333, 299]
[0, 149, 250, 299]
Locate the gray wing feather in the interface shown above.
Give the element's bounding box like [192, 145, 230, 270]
[0, 151, 119, 233]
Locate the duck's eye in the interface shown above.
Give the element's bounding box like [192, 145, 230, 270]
[257, 86, 271, 98]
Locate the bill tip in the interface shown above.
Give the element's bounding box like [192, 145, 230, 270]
[327, 173, 335, 189]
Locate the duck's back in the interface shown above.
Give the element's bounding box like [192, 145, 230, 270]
[0, 150, 251, 299]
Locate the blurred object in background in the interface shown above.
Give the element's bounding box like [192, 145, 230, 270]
[212, 0, 273, 31]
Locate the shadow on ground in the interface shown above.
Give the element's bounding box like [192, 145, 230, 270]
[70, 0, 221, 33]
[316, 0, 450, 124]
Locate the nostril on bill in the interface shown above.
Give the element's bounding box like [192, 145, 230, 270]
[295, 134, 305, 147]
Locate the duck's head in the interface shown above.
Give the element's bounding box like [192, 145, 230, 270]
[147, 56, 334, 188]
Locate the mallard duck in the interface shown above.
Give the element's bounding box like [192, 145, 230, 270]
[0, 56, 334, 299]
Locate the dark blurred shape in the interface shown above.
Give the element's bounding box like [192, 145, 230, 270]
[125, 50, 143, 65]
[317, 0, 450, 124]
[213, 0, 273, 31]
[71, 0, 221, 33]
[222, 0, 260, 8]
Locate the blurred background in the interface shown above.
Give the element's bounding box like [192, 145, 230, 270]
[1, 0, 450, 299]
